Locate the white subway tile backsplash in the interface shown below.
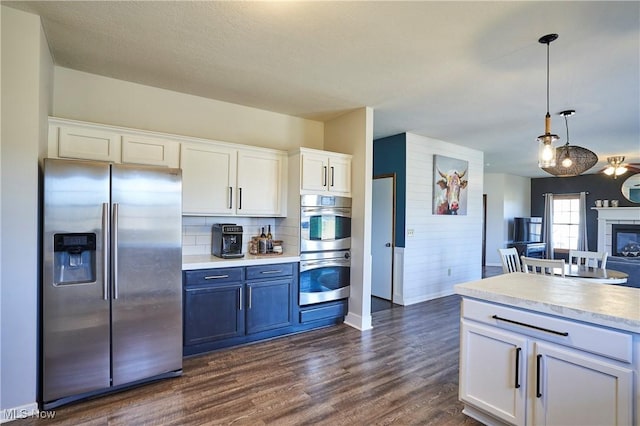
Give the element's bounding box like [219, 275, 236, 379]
[181, 216, 279, 256]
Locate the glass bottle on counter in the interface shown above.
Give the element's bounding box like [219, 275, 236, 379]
[259, 227, 268, 254]
[266, 225, 273, 253]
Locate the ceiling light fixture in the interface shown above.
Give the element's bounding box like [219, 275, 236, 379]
[604, 156, 628, 178]
[541, 110, 598, 177]
[536, 34, 559, 168]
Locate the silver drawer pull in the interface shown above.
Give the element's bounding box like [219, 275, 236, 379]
[261, 270, 282, 274]
[204, 274, 230, 280]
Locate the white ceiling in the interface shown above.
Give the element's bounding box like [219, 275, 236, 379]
[5, 1, 639, 178]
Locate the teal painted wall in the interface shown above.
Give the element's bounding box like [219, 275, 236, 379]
[373, 133, 406, 247]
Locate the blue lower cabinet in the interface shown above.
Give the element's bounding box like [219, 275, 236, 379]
[246, 279, 292, 334]
[183, 263, 299, 356]
[184, 283, 244, 345]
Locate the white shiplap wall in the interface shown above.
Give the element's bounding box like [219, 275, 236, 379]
[401, 133, 484, 305]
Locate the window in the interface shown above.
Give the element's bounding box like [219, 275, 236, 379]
[552, 195, 580, 250]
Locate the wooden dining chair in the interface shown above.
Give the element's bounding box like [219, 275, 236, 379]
[521, 256, 565, 277]
[568, 250, 608, 268]
[497, 248, 522, 274]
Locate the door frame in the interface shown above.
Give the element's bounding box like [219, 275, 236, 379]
[372, 173, 396, 305]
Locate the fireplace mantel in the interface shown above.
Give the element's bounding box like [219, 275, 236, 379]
[593, 207, 640, 254]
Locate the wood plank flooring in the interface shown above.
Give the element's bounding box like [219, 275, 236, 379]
[16, 295, 482, 425]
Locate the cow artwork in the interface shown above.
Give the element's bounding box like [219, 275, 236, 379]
[433, 155, 469, 215]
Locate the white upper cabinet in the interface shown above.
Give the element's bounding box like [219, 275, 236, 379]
[181, 142, 287, 217]
[181, 142, 237, 216]
[56, 125, 121, 162]
[299, 148, 351, 196]
[48, 117, 288, 218]
[121, 134, 180, 168]
[237, 149, 286, 216]
[49, 118, 178, 167]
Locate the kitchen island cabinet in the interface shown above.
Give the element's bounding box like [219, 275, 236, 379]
[455, 273, 639, 426]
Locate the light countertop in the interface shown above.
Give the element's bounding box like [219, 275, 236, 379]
[183, 253, 300, 270]
[455, 273, 640, 333]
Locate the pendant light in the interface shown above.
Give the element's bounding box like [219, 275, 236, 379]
[541, 110, 598, 177]
[536, 34, 559, 168]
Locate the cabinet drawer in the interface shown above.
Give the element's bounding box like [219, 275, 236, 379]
[462, 298, 632, 363]
[184, 267, 244, 286]
[246, 263, 294, 280]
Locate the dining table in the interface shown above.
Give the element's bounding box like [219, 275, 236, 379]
[562, 264, 629, 284]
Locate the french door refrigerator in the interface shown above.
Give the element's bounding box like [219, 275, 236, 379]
[41, 158, 183, 409]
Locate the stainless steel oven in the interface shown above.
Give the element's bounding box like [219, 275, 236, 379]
[300, 195, 351, 252]
[299, 250, 351, 305]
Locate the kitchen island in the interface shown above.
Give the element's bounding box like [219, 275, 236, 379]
[455, 273, 639, 426]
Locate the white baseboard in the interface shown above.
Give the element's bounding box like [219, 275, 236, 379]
[344, 311, 373, 331]
[402, 289, 455, 306]
[1, 402, 41, 423]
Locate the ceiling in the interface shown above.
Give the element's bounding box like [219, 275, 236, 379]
[5, 1, 639, 178]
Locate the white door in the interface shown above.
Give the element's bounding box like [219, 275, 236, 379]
[371, 176, 394, 300]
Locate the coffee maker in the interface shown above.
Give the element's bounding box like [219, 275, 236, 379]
[211, 224, 244, 258]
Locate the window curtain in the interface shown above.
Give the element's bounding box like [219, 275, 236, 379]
[543, 193, 554, 259]
[577, 191, 588, 251]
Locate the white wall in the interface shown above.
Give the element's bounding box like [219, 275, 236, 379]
[53, 67, 324, 152]
[1, 5, 52, 418]
[401, 133, 484, 305]
[484, 173, 531, 266]
[324, 107, 373, 331]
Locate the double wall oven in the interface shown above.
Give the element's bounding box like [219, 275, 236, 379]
[299, 194, 351, 305]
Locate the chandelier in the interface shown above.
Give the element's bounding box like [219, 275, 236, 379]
[541, 110, 598, 177]
[536, 34, 559, 168]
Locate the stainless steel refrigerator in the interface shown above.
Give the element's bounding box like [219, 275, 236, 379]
[41, 158, 183, 409]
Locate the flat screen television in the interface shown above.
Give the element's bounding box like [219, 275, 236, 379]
[513, 217, 542, 243]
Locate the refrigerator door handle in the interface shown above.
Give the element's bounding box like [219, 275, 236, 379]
[102, 203, 109, 300]
[112, 203, 119, 299]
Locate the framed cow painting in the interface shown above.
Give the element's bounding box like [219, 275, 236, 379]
[433, 155, 468, 215]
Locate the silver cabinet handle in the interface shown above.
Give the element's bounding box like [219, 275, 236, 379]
[260, 270, 282, 275]
[248, 285, 252, 309]
[112, 203, 119, 300]
[204, 274, 229, 280]
[238, 286, 242, 311]
[102, 203, 109, 300]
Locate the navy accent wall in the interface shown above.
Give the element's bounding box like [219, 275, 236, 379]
[531, 173, 639, 251]
[373, 133, 406, 247]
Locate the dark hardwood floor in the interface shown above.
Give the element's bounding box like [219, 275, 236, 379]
[18, 295, 482, 425]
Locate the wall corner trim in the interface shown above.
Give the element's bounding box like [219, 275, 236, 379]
[344, 312, 373, 331]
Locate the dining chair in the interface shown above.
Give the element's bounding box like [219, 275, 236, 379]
[497, 248, 522, 274]
[568, 250, 608, 269]
[521, 256, 565, 277]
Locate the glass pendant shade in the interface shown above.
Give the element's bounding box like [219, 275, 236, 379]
[537, 113, 558, 167]
[535, 34, 559, 169]
[604, 156, 628, 178]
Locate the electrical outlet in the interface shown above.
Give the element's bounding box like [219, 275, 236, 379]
[407, 229, 415, 237]
[448, 268, 452, 276]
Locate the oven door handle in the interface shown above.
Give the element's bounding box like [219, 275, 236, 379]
[301, 208, 352, 217]
[300, 259, 350, 271]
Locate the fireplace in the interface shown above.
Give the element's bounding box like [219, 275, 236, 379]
[611, 224, 640, 257]
[594, 207, 640, 255]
